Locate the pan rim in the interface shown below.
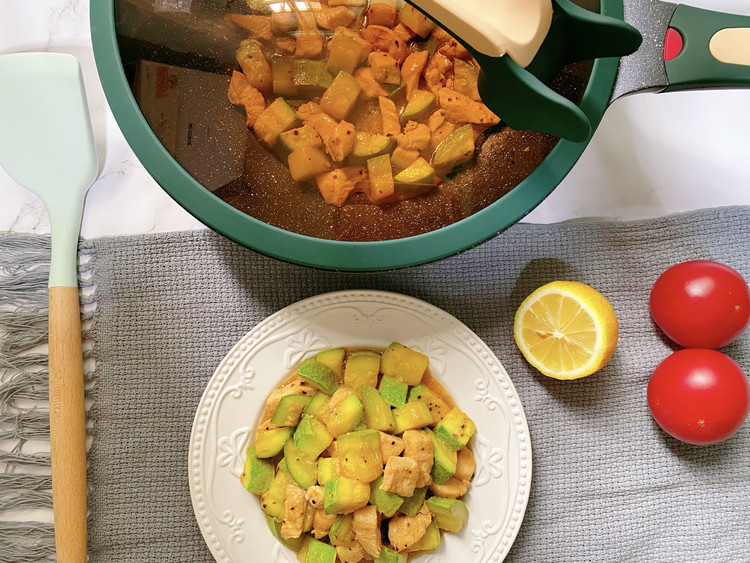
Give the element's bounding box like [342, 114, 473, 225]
[90, 0, 622, 271]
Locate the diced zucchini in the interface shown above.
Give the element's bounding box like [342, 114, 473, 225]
[254, 97, 300, 146]
[406, 519, 441, 552]
[366, 153, 395, 203]
[303, 392, 331, 418]
[279, 125, 322, 153]
[401, 89, 435, 123]
[315, 348, 346, 381]
[375, 546, 408, 563]
[270, 394, 311, 427]
[360, 385, 395, 432]
[426, 496, 469, 533]
[271, 55, 297, 97]
[381, 342, 429, 386]
[369, 475, 404, 518]
[320, 71, 362, 121]
[337, 429, 383, 483]
[255, 424, 294, 458]
[284, 439, 318, 489]
[323, 477, 371, 515]
[393, 157, 435, 187]
[328, 514, 355, 546]
[327, 28, 371, 75]
[379, 375, 408, 408]
[398, 486, 427, 517]
[321, 392, 364, 437]
[431, 123, 474, 177]
[317, 456, 340, 486]
[399, 4, 437, 38]
[236, 39, 272, 93]
[297, 357, 339, 395]
[300, 538, 336, 563]
[240, 445, 274, 494]
[343, 350, 381, 389]
[425, 427, 457, 485]
[294, 416, 334, 458]
[260, 463, 296, 520]
[408, 383, 450, 425]
[434, 406, 476, 450]
[351, 132, 395, 164]
[453, 58, 480, 101]
[288, 145, 333, 182]
[293, 59, 333, 96]
[392, 400, 433, 434]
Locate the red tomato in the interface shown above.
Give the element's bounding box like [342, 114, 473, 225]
[649, 260, 750, 349]
[647, 349, 750, 445]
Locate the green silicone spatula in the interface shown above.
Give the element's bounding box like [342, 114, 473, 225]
[0, 52, 98, 562]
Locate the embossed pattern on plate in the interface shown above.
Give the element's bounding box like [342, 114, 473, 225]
[189, 290, 532, 562]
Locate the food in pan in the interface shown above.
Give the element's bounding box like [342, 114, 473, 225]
[239, 343, 476, 561]
[227, 1, 499, 208]
[220, 1, 587, 241]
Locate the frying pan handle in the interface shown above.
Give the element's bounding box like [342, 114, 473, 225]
[665, 5, 750, 91]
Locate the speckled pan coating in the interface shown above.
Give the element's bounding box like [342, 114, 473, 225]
[612, 0, 678, 100]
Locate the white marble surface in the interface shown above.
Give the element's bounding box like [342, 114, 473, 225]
[1, 0, 750, 239]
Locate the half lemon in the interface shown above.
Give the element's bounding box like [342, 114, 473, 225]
[514, 281, 619, 380]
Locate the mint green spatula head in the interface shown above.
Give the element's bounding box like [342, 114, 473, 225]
[0, 52, 98, 287]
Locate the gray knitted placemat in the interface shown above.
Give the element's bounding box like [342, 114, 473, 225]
[1, 206, 749, 562]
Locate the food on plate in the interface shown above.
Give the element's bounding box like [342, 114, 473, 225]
[649, 260, 750, 349]
[647, 349, 750, 445]
[513, 281, 619, 380]
[239, 342, 476, 560]
[218, 1, 587, 241]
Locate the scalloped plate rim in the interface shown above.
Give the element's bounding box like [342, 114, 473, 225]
[188, 289, 532, 562]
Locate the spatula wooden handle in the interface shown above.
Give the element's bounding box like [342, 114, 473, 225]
[48, 285, 88, 562]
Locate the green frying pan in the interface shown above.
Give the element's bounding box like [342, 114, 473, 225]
[90, 0, 750, 271]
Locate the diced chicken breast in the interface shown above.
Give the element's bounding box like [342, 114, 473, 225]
[227, 71, 266, 128]
[361, 25, 410, 63]
[388, 503, 432, 552]
[281, 484, 307, 539]
[436, 88, 500, 125]
[315, 6, 356, 29]
[396, 121, 431, 151]
[381, 456, 420, 497]
[306, 485, 325, 508]
[354, 67, 389, 99]
[295, 11, 323, 58]
[378, 96, 401, 137]
[336, 541, 367, 563]
[402, 430, 433, 487]
[378, 431, 405, 462]
[455, 446, 476, 481]
[353, 505, 382, 558]
[368, 52, 401, 84]
[438, 37, 471, 59]
[401, 50, 428, 100]
[225, 14, 272, 41]
[424, 52, 452, 93]
[312, 508, 338, 539]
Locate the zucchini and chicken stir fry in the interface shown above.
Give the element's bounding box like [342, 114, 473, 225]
[240, 342, 477, 562]
[227, 0, 500, 207]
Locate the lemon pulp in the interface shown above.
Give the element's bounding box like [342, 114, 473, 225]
[514, 281, 618, 379]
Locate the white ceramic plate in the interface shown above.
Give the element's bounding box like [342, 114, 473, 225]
[189, 290, 532, 562]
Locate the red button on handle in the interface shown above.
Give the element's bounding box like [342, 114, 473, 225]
[664, 27, 684, 61]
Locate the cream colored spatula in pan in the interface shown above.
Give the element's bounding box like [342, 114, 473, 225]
[0, 52, 98, 562]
